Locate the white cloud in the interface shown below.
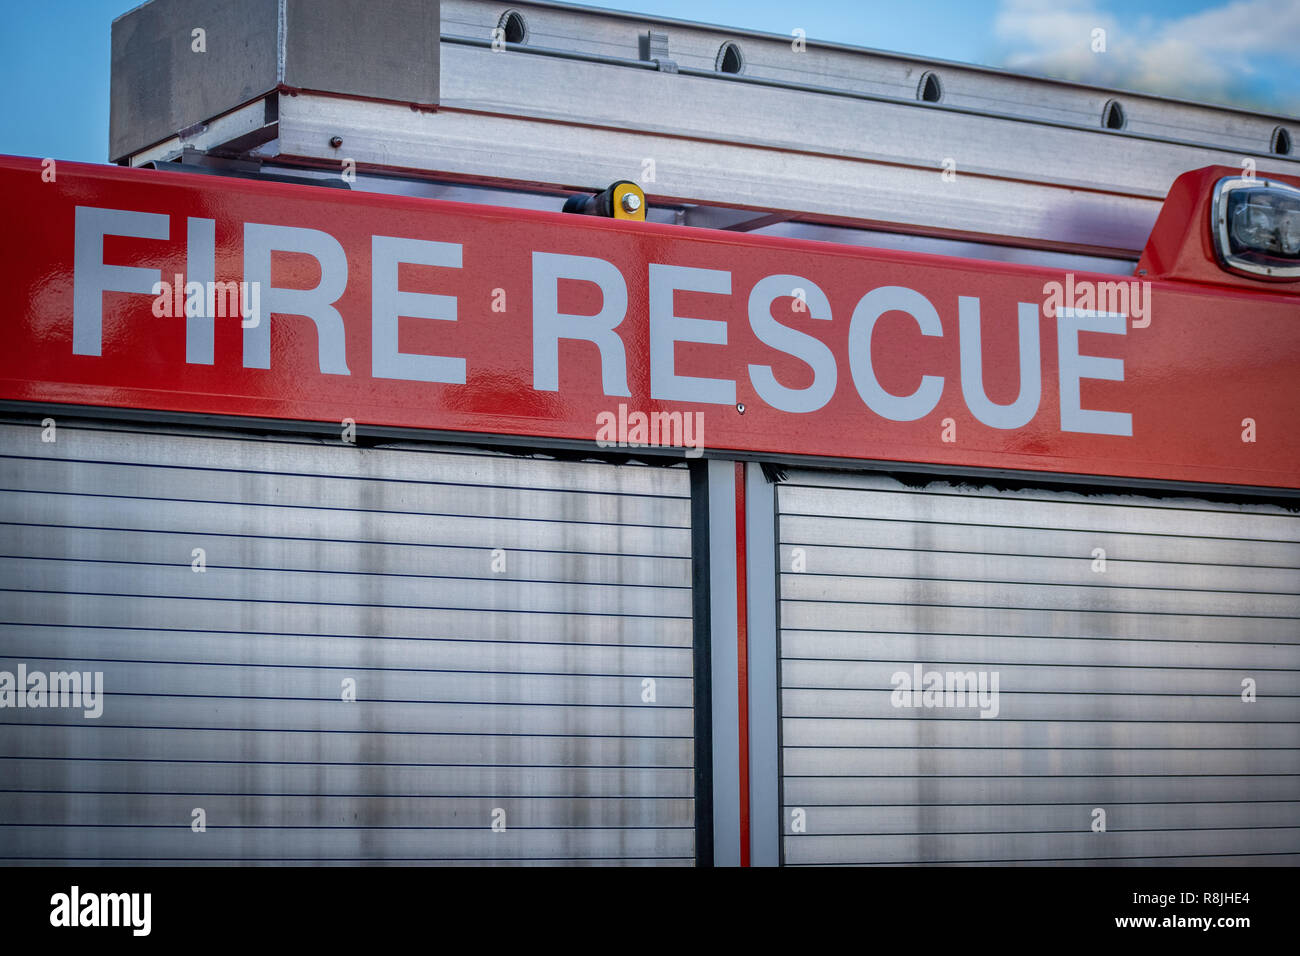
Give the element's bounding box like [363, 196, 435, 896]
[993, 0, 1299, 112]
[1162, 0, 1300, 56]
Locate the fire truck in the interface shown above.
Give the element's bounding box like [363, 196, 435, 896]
[1, 0, 1297, 866]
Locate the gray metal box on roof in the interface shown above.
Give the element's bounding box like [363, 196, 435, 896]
[110, 0, 439, 163]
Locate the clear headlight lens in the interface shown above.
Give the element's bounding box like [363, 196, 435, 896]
[1213, 177, 1300, 279]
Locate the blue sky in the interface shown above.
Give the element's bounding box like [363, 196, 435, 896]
[1, 0, 1296, 164]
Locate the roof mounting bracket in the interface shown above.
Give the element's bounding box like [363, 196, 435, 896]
[640, 30, 678, 73]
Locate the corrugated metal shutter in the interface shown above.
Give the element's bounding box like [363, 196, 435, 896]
[0, 419, 695, 865]
[777, 470, 1300, 866]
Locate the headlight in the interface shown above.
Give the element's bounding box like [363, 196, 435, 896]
[1212, 176, 1300, 279]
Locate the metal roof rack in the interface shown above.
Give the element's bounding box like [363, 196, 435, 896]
[112, 0, 1300, 270]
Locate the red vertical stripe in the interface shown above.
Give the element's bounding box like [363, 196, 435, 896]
[735, 461, 750, 866]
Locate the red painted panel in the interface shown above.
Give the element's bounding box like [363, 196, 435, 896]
[2, 156, 1297, 488]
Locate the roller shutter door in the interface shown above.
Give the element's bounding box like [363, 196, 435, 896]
[0, 419, 695, 865]
[778, 470, 1300, 866]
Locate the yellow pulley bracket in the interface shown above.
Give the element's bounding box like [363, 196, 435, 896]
[562, 180, 646, 221]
